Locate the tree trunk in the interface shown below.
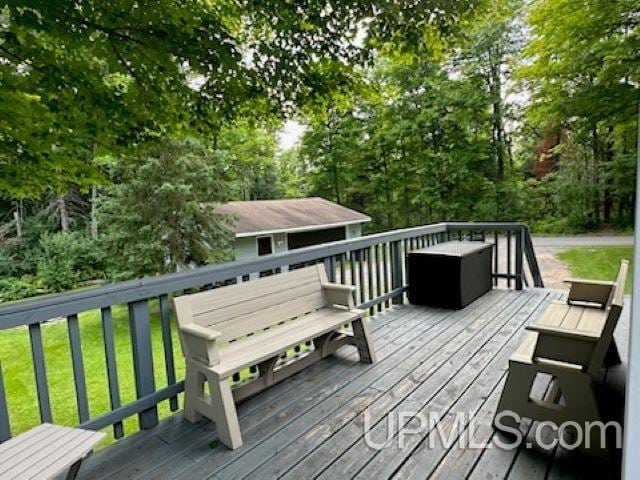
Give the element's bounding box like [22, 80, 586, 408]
[603, 126, 615, 224]
[91, 186, 98, 239]
[13, 210, 22, 239]
[381, 150, 393, 229]
[400, 145, 410, 227]
[591, 126, 600, 224]
[332, 160, 341, 204]
[58, 196, 70, 232]
[490, 61, 506, 183]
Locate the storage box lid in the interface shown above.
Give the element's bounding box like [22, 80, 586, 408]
[409, 241, 492, 257]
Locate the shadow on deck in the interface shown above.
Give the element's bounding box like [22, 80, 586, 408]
[78, 288, 627, 480]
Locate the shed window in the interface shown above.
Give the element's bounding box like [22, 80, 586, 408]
[257, 236, 273, 256]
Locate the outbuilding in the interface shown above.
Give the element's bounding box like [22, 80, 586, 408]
[216, 197, 371, 261]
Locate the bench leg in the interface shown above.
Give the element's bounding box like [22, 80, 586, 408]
[494, 361, 537, 432]
[604, 340, 622, 366]
[209, 375, 243, 450]
[555, 369, 607, 457]
[495, 361, 608, 457]
[66, 459, 82, 480]
[183, 363, 203, 423]
[352, 318, 377, 364]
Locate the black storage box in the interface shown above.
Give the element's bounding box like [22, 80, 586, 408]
[408, 241, 493, 309]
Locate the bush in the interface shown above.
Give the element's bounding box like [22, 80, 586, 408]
[36, 232, 105, 292]
[0, 276, 43, 302]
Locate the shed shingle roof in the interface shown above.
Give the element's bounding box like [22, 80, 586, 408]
[216, 198, 371, 237]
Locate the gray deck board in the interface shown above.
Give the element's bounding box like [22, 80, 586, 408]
[77, 288, 626, 480]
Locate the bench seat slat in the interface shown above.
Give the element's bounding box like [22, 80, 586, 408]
[212, 307, 363, 378]
[577, 307, 607, 334]
[0, 425, 73, 474]
[0, 424, 104, 480]
[537, 302, 569, 326]
[560, 304, 584, 329]
[18, 431, 103, 480]
[0, 423, 51, 457]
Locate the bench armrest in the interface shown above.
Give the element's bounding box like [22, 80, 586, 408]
[525, 323, 600, 368]
[563, 278, 614, 307]
[322, 283, 356, 310]
[564, 278, 615, 287]
[181, 324, 221, 341]
[525, 324, 600, 342]
[180, 324, 222, 365]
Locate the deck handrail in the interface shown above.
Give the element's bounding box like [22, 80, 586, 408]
[0, 221, 543, 442]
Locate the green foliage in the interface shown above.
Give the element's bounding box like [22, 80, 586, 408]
[218, 121, 282, 200]
[515, 0, 639, 229]
[0, 276, 43, 302]
[0, 0, 480, 196]
[36, 232, 104, 292]
[300, 46, 516, 231]
[99, 138, 233, 279]
[520, 0, 639, 128]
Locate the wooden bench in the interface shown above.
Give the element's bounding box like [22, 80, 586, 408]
[494, 260, 628, 457]
[0, 423, 104, 479]
[173, 264, 377, 450]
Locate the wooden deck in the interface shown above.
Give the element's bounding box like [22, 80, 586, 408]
[78, 288, 627, 479]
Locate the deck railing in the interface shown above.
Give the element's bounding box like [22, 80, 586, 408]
[0, 221, 543, 442]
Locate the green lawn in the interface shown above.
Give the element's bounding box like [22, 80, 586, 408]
[0, 301, 187, 449]
[557, 246, 634, 293]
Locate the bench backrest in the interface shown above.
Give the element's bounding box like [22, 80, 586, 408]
[589, 259, 628, 373]
[174, 264, 330, 343]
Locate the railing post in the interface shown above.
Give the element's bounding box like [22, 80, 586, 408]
[515, 228, 523, 290]
[391, 240, 403, 305]
[0, 363, 11, 442]
[128, 300, 158, 429]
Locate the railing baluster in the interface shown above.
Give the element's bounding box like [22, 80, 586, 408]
[0, 363, 11, 442]
[128, 300, 158, 429]
[402, 239, 409, 291]
[28, 323, 52, 423]
[367, 247, 374, 315]
[159, 295, 178, 411]
[101, 307, 124, 438]
[328, 255, 336, 282]
[349, 250, 357, 303]
[339, 253, 346, 285]
[493, 231, 499, 286]
[391, 241, 403, 305]
[358, 250, 366, 307]
[507, 230, 512, 288]
[67, 314, 90, 423]
[375, 244, 382, 312]
[515, 228, 523, 290]
[383, 243, 390, 308]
